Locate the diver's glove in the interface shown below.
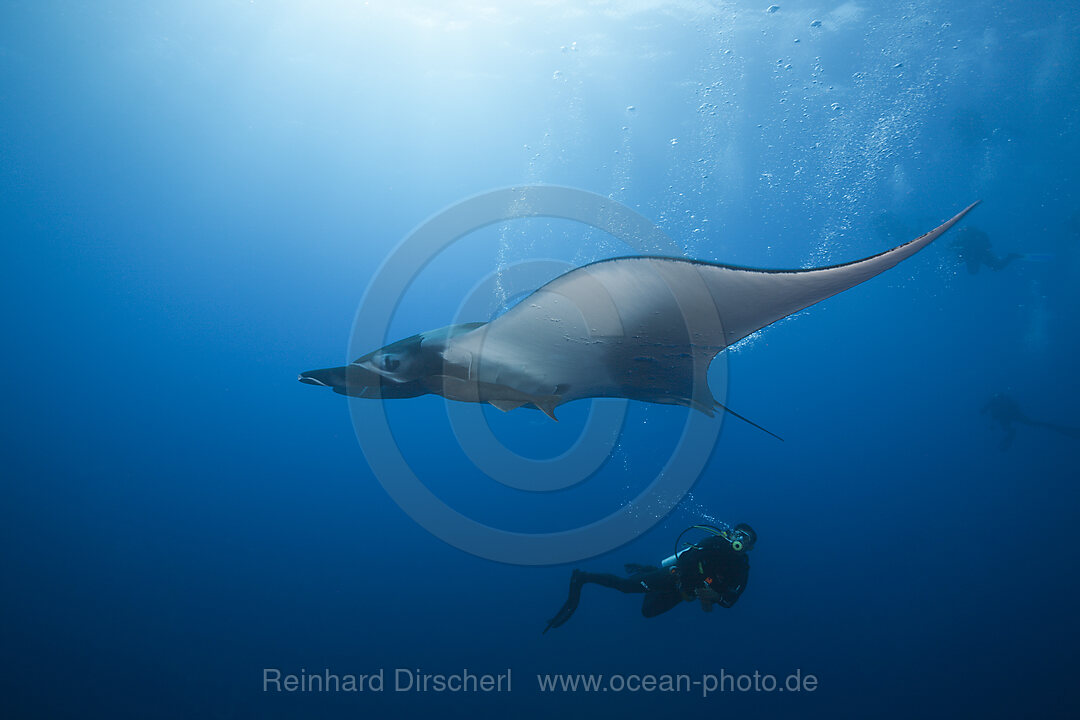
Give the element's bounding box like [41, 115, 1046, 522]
[697, 585, 720, 613]
[543, 570, 584, 634]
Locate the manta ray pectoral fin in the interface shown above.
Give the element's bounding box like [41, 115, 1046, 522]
[429, 375, 559, 418]
[715, 400, 784, 442]
[686, 398, 716, 417]
[488, 399, 527, 412]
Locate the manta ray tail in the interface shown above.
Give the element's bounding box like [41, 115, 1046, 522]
[715, 401, 784, 442]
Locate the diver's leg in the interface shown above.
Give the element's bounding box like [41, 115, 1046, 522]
[642, 589, 684, 618]
[1001, 425, 1016, 450]
[543, 570, 648, 633]
[1027, 420, 1080, 440]
[623, 563, 660, 575]
[987, 252, 1021, 271]
[567, 569, 684, 620]
[636, 571, 682, 618]
[578, 572, 648, 594]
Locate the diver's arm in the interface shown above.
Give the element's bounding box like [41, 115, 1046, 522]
[697, 586, 719, 612]
[674, 549, 707, 596]
[718, 562, 749, 608]
[678, 545, 739, 600]
[677, 548, 731, 611]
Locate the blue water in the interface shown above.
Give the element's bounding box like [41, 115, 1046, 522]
[3, 1, 1079, 718]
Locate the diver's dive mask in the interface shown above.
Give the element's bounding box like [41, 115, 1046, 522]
[726, 523, 757, 553]
[725, 529, 753, 552]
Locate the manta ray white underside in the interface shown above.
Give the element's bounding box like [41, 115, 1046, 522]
[300, 202, 979, 432]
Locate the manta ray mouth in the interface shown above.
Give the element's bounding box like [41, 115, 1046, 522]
[298, 365, 427, 399]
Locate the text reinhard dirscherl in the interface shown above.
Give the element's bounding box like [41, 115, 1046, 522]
[262, 668, 819, 697]
[263, 668, 511, 694]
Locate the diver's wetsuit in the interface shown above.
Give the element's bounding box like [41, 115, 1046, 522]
[951, 227, 1021, 275]
[544, 536, 748, 632]
[981, 392, 1080, 450]
[981, 393, 1026, 449]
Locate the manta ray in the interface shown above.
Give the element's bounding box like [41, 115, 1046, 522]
[300, 203, 977, 434]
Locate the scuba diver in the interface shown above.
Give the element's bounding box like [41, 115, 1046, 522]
[951, 226, 1021, 274]
[543, 524, 755, 633]
[981, 392, 1080, 450]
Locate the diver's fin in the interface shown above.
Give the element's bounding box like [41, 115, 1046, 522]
[1028, 420, 1080, 440]
[489, 399, 527, 412]
[715, 401, 784, 442]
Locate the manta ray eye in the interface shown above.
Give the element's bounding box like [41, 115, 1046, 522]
[382, 355, 400, 372]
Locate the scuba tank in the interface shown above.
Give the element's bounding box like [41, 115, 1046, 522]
[660, 546, 692, 569]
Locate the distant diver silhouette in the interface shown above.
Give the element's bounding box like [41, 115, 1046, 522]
[951, 226, 1021, 275]
[980, 392, 1080, 450]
